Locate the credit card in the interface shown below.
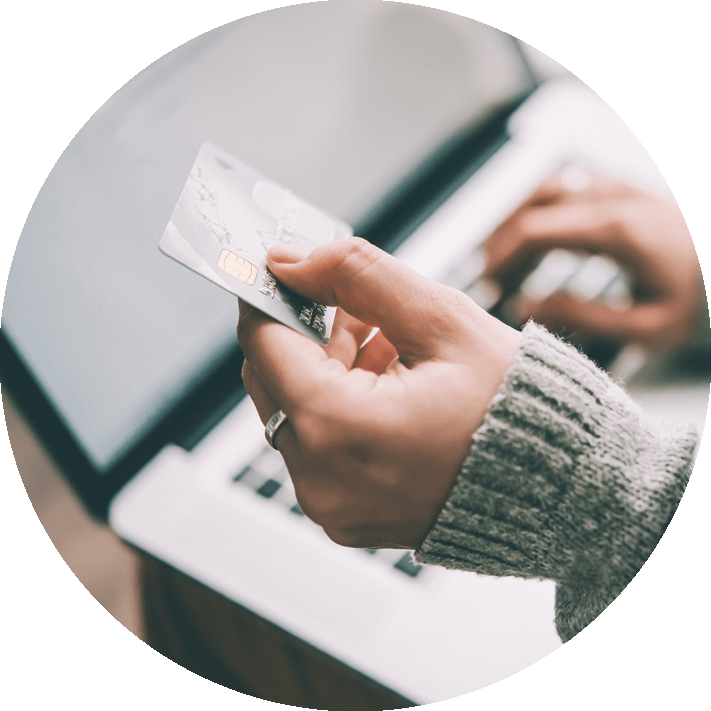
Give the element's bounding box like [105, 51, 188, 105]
[159, 142, 352, 344]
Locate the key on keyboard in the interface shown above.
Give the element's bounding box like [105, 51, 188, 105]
[231, 445, 425, 580]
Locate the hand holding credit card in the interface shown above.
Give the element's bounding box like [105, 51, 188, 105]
[159, 142, 352, 344]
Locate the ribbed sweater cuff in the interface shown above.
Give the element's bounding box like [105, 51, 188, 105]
[415, 322, 696, 595]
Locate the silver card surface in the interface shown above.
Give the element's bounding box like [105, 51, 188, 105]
[160, 142, 352, 344]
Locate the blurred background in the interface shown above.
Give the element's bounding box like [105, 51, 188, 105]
[2, 13, 572, 652]
[3, 0, 708, 700]
[4, 391, 144, 639]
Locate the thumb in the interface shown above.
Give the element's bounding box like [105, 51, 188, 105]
[267, 237, 486, 362]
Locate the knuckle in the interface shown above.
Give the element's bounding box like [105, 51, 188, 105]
[600, 202, 629, 239]
[341, 235, 376, 259]
[307, 237, 382, 306]
[447, 284, 478, 312]
[426, 284, 482, 332]
[333, 236, 382, 276]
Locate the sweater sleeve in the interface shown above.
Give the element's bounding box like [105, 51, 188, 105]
[415, 322, 698, 642]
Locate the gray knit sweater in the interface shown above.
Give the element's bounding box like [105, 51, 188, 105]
[415, 323, 698, 642]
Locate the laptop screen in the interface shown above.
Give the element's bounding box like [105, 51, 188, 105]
[2, 3, 534, 473]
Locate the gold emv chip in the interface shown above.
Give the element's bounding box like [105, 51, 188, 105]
[217, 249, 258, 286]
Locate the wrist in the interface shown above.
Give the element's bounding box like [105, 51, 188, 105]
[416, 322, 696, 589]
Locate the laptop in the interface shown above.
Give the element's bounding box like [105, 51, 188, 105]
[1, 3, 701, 705]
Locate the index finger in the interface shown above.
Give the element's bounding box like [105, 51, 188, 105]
[487, 173, 633, 257]
[484, 200, 625, 278]
[237, 299, 345, 413]
[519, 171, 633, 208]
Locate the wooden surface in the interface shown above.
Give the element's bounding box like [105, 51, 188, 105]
[3, 392, 144, 640]
[2, 392, 412, 709]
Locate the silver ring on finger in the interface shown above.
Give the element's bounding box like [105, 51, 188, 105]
[265, 409, 288, 450]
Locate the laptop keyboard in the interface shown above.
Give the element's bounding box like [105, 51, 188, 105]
[232, 445, 425, 580]
[443, 244, 631, 314]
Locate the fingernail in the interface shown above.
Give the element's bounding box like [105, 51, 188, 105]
[267, 244, 312, 264]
